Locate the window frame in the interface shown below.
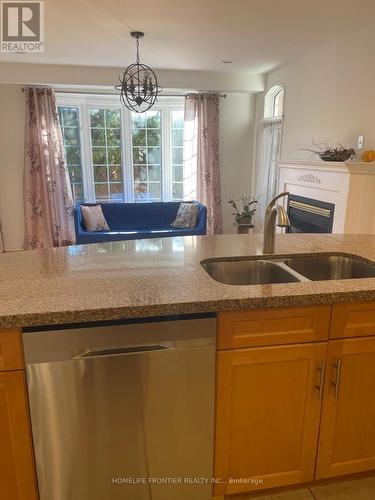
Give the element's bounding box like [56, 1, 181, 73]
[56, 93, 185, 203]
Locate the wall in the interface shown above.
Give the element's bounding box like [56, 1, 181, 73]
[220, 93, 255, 233]
[0, 85, 25, 251]
[265, 23, 375, 159]
[0, 85, 256, 249]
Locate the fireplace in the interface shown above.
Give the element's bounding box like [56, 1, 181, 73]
[287, 194, 335, 233]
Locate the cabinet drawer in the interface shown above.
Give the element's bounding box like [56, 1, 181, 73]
[331, 302, 375, 339]
[218, 305, 331, 349]
[0, 329, 23, 371]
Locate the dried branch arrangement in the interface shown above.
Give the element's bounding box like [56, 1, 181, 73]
[301, 140, 355, 162]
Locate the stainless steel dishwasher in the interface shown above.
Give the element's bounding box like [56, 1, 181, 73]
[23, 315, 216, 500]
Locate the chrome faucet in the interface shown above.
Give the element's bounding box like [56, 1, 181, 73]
[263, 192, 290, 254]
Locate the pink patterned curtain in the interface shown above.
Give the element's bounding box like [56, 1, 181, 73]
[185, 94, 223, 234]
[24, 88, 75, 249]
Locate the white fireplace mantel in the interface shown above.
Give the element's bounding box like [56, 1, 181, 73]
[277, 160, 375, 234]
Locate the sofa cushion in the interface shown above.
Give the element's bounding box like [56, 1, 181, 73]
[171, 203, 199, 228]
[81, 205, 110, 232]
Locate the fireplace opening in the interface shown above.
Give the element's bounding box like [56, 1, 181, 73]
[286, 194, 335, 233]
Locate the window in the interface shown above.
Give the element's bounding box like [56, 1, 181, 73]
[132, 110, 162, 201]
[255, 85, 285, 221]
[58, 107, 84, 202]
[90, 108, 123, 202]
[264, 85, 284, 119]
[171, 110, 184, 201]
[56, 95, 193, 204]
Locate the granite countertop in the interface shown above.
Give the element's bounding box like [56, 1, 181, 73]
[1, 233, 375, 329]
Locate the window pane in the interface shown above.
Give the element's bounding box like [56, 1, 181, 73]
[91, 129, 105, 146]
[147, 129, 161, 147]
[61, 107, 79, 127]
[107, 129, 121, 146]
[134, 165, 147, 181]
[63, 127, 80, 146]
[92, 148, 106, 164]
[58, 106, 84, 203]
[94, 166, 108, 182]
[90, 109, 105, 128]
[172, 183, 183, 200]
[95, 184, 109, 202]
[134, 182, 148, 200]
[148, 147, 161, 164]
[132, 129, 146, 146]
[146, 111, 160, 128]
[172, 110, 184, 129]
[132, 114, 146, 128]
[105, 109, 121, 128]
[132, 110, 162, 201]
[148, 165, 161, 182]
[172, 147, 183, 165]
[109, 165, 123, 182]
[89, 107, 124, 203]
[149, 182, 161, 200]
[110, 183, 124, 201]
[133, 147, 146, 164]
[273, 89, 284, 117]
[172, 129, 183, 147]
[173, 165, 183, 182]
[171, 110, 185, 201]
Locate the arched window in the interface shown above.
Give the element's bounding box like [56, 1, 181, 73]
[255, 85, 285, 226]
[264, 85, 284, 119]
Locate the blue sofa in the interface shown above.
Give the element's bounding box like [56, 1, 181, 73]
[74, 201, 207, 244]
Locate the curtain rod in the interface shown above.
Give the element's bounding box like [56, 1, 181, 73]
[22, 87, 227, 98]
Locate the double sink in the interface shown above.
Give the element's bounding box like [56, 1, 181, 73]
[201, 254, 375, 286]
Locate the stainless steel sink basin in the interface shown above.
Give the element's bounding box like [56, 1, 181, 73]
[201, 259, 300, 285]
[201, 253, 375, 286]
[284, 255, 375, 281]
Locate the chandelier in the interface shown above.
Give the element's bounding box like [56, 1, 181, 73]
[115, 31, 161, 113]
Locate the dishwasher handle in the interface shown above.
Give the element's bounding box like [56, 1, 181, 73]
[73, 344, 175, 360]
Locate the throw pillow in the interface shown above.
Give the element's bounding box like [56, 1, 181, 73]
[80, 205, 110, 232]
[171, 203, 199, 229]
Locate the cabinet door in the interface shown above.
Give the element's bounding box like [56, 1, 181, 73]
[0, 371, 38, 500]
[0, 328, 23, 371]
[214, 343, 327, 496]
[316, 337, 375, 479]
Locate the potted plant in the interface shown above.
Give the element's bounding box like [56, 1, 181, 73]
[228, 195, 258, 226]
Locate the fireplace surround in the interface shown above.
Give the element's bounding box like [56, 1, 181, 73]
[277, 160, 375, 234]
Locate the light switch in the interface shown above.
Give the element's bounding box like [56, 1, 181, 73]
[357, 135, 364, 149]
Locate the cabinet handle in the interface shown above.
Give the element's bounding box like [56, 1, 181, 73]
[331, 359, 342, 398]
[315, 361, 326, 400]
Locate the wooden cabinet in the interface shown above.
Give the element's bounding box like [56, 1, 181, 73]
[214, 342, 327, 496]
[218, 305, 331, 349]
[316, 337, 375, 479]
[0, 328, 23, 371]
[215, 302, 375, 495]
[331, 302, 375, 339]
[0, 329, 38, 500]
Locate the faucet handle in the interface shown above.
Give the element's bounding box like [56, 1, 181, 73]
[267, 191, 289, 208]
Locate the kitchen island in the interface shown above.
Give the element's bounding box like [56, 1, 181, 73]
[1, 232, 375, 500]
[0, 233, 375, 328]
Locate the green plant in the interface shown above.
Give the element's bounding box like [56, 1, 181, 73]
[228, 195, 258, 224]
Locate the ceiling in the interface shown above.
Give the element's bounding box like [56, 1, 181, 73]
[1, 0, 375, 74]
